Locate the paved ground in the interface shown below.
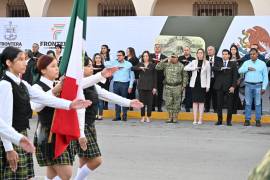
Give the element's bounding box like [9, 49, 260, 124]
[29, 118, 270, 180]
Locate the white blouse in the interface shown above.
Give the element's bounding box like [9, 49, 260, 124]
[0, 71, 72, 152]
[0, 118, 23, 146]
[31, 72, 107, 138]
[30, 76, 54, 112]
[184, 60, 211, 89]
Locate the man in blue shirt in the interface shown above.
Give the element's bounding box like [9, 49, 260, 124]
[105, 50, 135, 121]
[238, 48, 268, 127]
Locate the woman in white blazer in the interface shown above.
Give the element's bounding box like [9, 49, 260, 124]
[184, 49, 211, 125]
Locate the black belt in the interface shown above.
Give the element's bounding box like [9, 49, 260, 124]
[165, 82, 181, 86]
[114, 81, 129, 83]
[245, 82, 262, 85]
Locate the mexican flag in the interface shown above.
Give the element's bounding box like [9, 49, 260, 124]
[51, 0, 87, 158]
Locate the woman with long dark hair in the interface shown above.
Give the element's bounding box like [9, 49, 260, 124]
[100, 45, 111, 109]
[126, 47, 139, 105]
[132, 51, 157, 122]
[92, 53, 106, 120]
[100, 45, 110, 62]
[230, 44, 243, 113]
[230, 44, 241, 64]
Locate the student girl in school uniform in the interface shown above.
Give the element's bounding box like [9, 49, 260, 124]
[0, 46, 90, 180]
[74, 58, 143, 180]
[32, 55, 77, 180]
[31, 54, 120, 180]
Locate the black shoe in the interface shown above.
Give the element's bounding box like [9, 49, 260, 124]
[166, 119, 173, 123]
[122, 117, 127, 121]
[244, 120, 250, 126]
[158, 108, 163, 112]
[103, 105, 108, 110]
[152, 108, 156, 111]
[205, 109, 210, 113]
[256, 120, 261, 127]
[112, 118, 121, 121]
[227, 121, 232, 126]
[215, 121, 222, 125]
[186, 109, 190, 112]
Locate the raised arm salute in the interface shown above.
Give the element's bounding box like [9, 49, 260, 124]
[74, 58, 143, 180]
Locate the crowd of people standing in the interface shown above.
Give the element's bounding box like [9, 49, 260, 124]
[0, 42, 269, 126]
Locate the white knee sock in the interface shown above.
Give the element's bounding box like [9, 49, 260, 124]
[74, 165, 92, 180]
[53, 176, 61, 180]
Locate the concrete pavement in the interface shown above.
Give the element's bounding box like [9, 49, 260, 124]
[29, 118, 270, 180]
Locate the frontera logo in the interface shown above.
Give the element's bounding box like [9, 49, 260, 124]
[4, 21, 17, 41]
[40, 24, 66, 49]
[51, 24, 65, 40]
[237, 26, 270, 59]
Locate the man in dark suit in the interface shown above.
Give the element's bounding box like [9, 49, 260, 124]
[22, 49, 38, 85]
[32, 43, 43, 60]
[213, 49, 238, 126]
[205, 46, 222, 112]
[178, 47, 195, 112]
[150, 44, 167, 112]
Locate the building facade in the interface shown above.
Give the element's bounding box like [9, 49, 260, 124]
[0, 0, 270, 17]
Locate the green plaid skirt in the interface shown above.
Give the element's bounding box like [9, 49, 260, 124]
[74, 123, 101, 159]
[34, 132, 75, 167]
[0, 130, 34, 180]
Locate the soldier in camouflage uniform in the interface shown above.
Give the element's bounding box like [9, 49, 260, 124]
[156, 53, 188, 123]
[248, 150, 270, 180]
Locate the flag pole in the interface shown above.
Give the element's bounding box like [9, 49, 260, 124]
[48, 110, 56, 143]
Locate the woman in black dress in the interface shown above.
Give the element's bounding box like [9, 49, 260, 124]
[184, 48, 211, 125]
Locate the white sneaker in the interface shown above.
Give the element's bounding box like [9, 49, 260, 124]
[198, 121, 203, 125]
[193, 121, 198, 125]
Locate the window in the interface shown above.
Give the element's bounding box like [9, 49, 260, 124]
[6, 0, 29, 17]
[98, 0, 136, 16]
[193, 1, 238, 16]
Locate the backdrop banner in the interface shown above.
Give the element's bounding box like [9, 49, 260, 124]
[0, 16, 269, 59]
